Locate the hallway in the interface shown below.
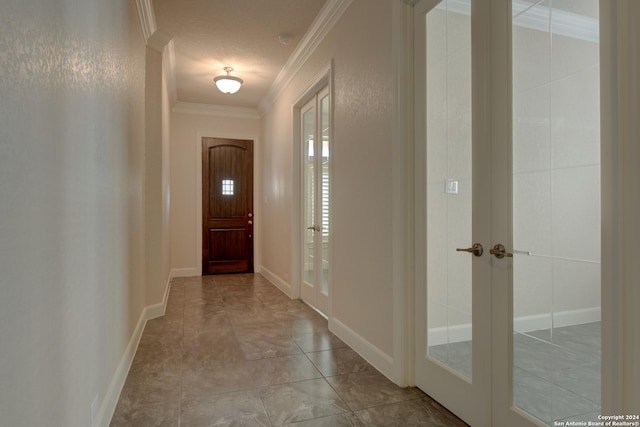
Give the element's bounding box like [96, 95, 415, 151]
[110, 274, 466, 426]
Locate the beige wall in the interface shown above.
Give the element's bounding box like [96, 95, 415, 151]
[0, 0, 148, 425]
[170, 111, 261, 273]
[261, 0, 396, 361]
[162, 68, 172, 298]
[145, 46, 172, 306]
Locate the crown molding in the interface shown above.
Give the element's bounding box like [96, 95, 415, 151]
[172, 102, 260, 120]
[513, 0, 598, 43]
[258, 0, 353, 115]
[147, 29, 172, 53]
[134, 0, 156, 41]
[135, 0, 178, 106]
[163, 40, 178, 105]
[440, 0, 598, 43]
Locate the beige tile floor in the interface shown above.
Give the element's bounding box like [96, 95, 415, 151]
[110, 273, 467, 426]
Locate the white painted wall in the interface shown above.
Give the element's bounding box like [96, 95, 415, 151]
[0, 0, 150, 426]
[261, 0, 396, 365]
[169, 110, 262, 275]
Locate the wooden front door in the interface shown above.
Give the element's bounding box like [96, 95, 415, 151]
[202, 137, 253, 275]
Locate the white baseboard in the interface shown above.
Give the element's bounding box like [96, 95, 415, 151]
[170, 267, 199, 278]
[427, 306, 601, 346]
[259, 266, 292, 298]
[146, 271, 173, 319]
[329, 317, 397, 384]
[427, 322, 473, 347]
[96, 305, 152, 427]
[98, 271, 177, 427]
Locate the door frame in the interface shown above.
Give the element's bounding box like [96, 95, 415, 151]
[195, 131, 261, 276]
[405, 0, 635, 422]
[291, 60, 333, 313]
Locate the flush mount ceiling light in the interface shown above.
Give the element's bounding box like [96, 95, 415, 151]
[214, 67, 243, 94]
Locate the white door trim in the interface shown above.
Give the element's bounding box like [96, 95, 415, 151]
[291, 61, 333, 312]
[391, 0, 416, 387]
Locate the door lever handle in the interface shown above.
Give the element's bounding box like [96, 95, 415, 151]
[307, 225, 320, 231]
[456, 243, 484, 257]
[490, 243, 513, 259]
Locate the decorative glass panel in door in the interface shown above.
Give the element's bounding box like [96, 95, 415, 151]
[320, 93, 330, 297]
[302, 103, 315, 287]
[426, 0, 473, 380]
[511, 0, 601, 424]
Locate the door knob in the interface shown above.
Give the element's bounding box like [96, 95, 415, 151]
[248, 213, 253, 218]
[456, 243, 484, 257]
[490, 243, 513, 259]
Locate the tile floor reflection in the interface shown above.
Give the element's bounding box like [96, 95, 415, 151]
[111, 274, 467, 426]
[429, 322, 601, 426]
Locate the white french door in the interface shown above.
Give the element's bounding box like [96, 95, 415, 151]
[414, 0, 605, 426]
[414, 1, 492, 424]
[301, 87, 330, 315]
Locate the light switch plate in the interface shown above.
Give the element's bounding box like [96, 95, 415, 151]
[445, 179, 459, 194]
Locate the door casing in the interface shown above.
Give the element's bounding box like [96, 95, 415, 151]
[291, 61, 333, 314]
[300, 87, 331, 315]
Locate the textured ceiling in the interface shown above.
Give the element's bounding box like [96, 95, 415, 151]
[153, 0, 327, 108]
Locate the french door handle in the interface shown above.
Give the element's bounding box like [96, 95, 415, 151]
[490, 243, 513, 259]
[307, 225, 320, 232]
[456, 243, 484, 257]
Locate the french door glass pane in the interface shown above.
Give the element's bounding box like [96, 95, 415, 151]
[303, 107, 315, 285]
[320, 94, 330, 295]
[512, 0, 601, 424]
[426, 0, 473, 380]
